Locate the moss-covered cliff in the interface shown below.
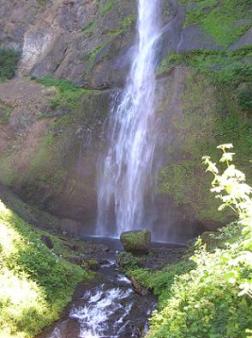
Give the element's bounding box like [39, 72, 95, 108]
[0, 0, 251, 239]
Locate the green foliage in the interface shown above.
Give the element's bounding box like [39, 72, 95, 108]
[0, 101, 12, 124]
[37, 76, 89, 110]
[157, 57, 252, 223]
[202, 144, 252, 250]
[158, 48, 252, 112]
[129, 259, 195, 308]
[0, 48, 20, 82]
[135, 146, 252, 338]
[117, 252, 141, 271]
[0, 201, 89, 338]
[181, 0, 252, 47]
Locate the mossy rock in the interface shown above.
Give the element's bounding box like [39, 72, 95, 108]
[120, 230, 151, 254]
[85, 258, 100, 271]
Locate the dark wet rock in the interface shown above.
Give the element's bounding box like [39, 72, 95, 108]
[63, 242, 80, 252]
[177, 25, 221, 52]
[229, 27, 252, 50]
[68, 255, 84, 265]
[120, 230, 151, 254]
[60, 219, 82, 237]
[200, 231, 226, 251]
[41, 235, 54, 249]
[38, 244, 156, 338]
[131, 277, 149, 296]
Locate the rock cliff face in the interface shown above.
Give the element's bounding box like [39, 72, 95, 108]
[0, 0, 251, 241]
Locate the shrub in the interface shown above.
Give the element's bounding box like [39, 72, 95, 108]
[132, 145, 252, 338]
[0, 48, 20, 81]
[0, 201, 89, 337]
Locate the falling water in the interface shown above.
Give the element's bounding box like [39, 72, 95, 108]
[96, 0, 161, 237]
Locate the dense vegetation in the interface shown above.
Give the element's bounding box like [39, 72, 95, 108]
[0, 201, 89, 338]
[127, 145, 252, 337]
[0, 49, 20, 82]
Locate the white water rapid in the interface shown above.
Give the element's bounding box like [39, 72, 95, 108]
[47, 257, 156, 338]
[96, 0, 161, 237]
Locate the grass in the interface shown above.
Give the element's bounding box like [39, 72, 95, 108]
[0, 49, 20, 82]
[0, 200, 90, 338]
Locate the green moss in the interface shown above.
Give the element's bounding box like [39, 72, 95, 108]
[37, 76, 90, 111]
[0, 48, 20, 82]
[106, 15, 136, 37]
[158, 68, 252, 223]
[82, 21, 96, 35]
[99, 0, 116, 16]
[83, 43, 109, 72]
[0, 100, 12, 124]
[158, 48, 252, 111]
[181, 0, 252, 47]
[0, 200, 90, 338]
[120, 230, 151, 253]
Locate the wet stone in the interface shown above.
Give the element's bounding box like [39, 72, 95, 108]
[40, 253, 156, 338]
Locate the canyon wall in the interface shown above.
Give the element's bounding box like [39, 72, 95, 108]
[0, 0, 251, 240]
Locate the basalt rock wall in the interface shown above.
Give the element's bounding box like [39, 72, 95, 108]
[0, 0, 251, 241]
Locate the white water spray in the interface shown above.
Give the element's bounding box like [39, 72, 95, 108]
[97, 0, 161, 236]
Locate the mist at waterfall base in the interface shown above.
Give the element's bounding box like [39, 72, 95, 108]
[95, 0, 167, 242]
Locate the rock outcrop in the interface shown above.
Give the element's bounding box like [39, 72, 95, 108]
[120, 230, 151, 254]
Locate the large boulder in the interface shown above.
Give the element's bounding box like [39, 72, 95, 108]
[120, 230, 151, 254]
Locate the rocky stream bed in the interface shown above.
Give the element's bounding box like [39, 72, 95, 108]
[37, 238, 186, 338]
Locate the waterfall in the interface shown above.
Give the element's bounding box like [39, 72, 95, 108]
[96, 0, 161, 237]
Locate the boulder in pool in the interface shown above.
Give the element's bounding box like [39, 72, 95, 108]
[120, 230, 151, 254]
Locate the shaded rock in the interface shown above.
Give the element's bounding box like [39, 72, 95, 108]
[120, 230, 151, 254]
[177, 25, 221, 52]
[68, 255, 84, 265]
[60, 218, 82, 237]
[41, 235, 54, 249]
[131, 277, 149, 296]
[200, 231, 224, 251]
[230, 27, 252, 50]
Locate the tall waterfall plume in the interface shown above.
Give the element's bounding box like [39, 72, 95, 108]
[96, 0, 161, 237]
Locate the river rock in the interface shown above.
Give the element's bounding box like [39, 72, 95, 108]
[120, 230, 151, 254]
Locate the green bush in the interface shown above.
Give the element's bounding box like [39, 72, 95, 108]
[0, 49, 20, 81]
[0, 200, 89, 338]
[131, 145, 252, 338]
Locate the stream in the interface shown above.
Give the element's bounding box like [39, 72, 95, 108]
[41, 241, 156, 338]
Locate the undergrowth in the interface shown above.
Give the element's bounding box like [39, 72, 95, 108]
[0, 49, 20, 82]
[129, 145, 252, 338]
[0, 200, 89, 338]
